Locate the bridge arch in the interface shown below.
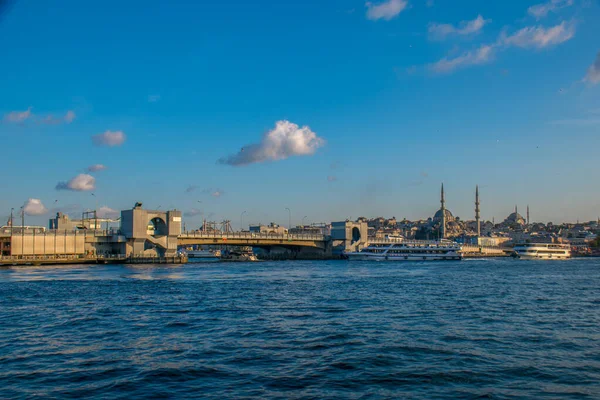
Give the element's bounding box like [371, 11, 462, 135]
[149, 217, 168, 236]
[351, 227, 361, 244]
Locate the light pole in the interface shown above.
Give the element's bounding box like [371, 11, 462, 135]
[302, 216, 308, 226]
[197, 201, 203, 231]
[241, 211, 247, 232]
[91, 193, 98, 231]
[285, 207, 291, 233]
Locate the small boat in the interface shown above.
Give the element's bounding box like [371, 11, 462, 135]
[187, 249, 221, 260]
[220, 247, 259, 262]
[512, 243, 571, 259]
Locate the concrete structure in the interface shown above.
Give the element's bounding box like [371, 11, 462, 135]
[330, 220, 368, 255]
[49, 212, 118, 231]
[0, 203, 185, 265]
[178, 231, 327, 249]
[120, 202, 181, 257]
[178, 231, 331, 259]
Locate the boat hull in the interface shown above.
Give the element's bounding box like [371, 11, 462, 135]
[515, 254, 570, 260]
[346, 253, 462, 261]
[187, 250, 221, 259]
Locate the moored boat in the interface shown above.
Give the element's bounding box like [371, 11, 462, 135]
[187, 249, 221, 260]
[346, 239, 462, 261]
[220, 247, 259, 262]
[512, 243, 571, 259]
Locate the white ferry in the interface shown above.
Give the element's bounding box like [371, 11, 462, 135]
[513, 243, 571, 260]
[346, 240, 462, 261]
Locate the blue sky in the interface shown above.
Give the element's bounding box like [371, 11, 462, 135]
[1, 0, 599, 228]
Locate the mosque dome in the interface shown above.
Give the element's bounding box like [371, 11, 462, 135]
[433, 208, 455, 223]
[503, 211, 526, 225]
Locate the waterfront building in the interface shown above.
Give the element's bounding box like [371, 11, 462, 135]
[249, 223, 287, 235]
[49, 212, 119, 231]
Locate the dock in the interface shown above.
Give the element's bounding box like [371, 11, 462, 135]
[0, 255, 188, 267]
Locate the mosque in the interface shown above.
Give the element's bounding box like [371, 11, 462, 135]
[501, 205, 528, 227]
[432, 184, 529, 239]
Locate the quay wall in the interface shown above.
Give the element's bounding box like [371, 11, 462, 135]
[10, 233, 86, 256]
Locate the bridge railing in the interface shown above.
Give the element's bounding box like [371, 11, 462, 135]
[179, 231, 326, 241]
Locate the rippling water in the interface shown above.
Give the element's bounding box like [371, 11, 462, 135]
[2, 259, 600, 399]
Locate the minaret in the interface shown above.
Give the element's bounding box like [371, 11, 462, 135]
[515, 205, 518, 215]
[475, 185, 481, 238]
[440, 183, 446, 239]
[527, 205, 530, 225]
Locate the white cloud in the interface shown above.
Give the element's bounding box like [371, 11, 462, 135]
[218, 120, 325, 166]
[97, 206, 119, 219]
[584, 52, 600, 84]
[56, 174, 96, 191]
[211, 190, 224, 198]
[64, 110, 76, 123]
[429, 15, 490, 40]
[86, 164, 107, 172]
[499, 21, 575, 49]
[428, 21, 576, 75]
[429, 45, 494, 74]
[23, 198, 48, 216]
[528, 0, 574, 19]
[4, 107, 32, 123]
[92, 130, 126, 147]
[366, 0, 408, 21]
[39, 110, 76, 125]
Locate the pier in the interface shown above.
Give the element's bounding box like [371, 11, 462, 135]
[0, 254, 188, 266]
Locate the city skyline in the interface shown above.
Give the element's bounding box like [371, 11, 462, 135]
[1, 0, 599, 226]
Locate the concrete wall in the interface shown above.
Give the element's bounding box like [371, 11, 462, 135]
[11, 232, 86, 256]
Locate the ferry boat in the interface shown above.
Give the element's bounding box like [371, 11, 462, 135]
[513, 243, 571, 260]
[345, 240, 462, 261]
[187, 249, 221, 260]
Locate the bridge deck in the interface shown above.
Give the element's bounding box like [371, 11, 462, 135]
[178, 232, 328, 249]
